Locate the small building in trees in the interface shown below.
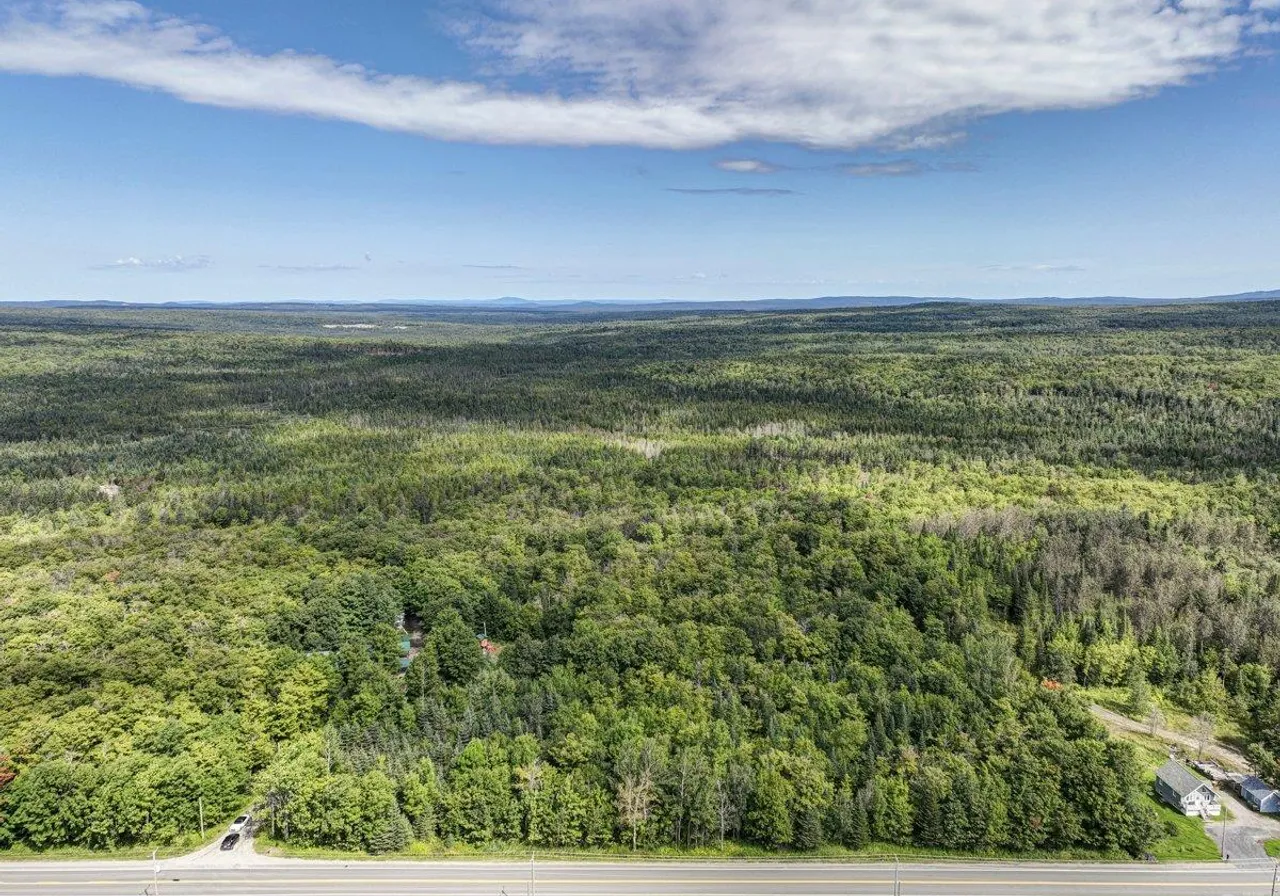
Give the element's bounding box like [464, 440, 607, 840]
[1155, 760, 1221, 817]
[1239, 777, 1280, 814]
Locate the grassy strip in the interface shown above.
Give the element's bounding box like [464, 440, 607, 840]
[0, 832, 217, 862]
[1147, 801, 1222, 862]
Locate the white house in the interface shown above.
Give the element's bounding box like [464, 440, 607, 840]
[1155, 760, 1221, 817]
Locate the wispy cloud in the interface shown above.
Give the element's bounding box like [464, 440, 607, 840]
[263, 263, 360, 273]
[667, 187, 797, 197]
[842, 161, 924, 178]
[983, 263, 1087, 274]
[715, 159, 781, 174]
[714, 156, 978, 179]
[93, 254, 211, 272]
[887, 132, 967, 152]
[0, 1, 1274, 151]
[838, 159, 981, 177]
[463, 263, 525, 270]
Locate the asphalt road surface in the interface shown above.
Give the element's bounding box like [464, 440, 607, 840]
[2, 859, 1279, 896]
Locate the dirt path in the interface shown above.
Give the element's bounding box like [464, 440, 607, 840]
[1089, 704, 1253, 772]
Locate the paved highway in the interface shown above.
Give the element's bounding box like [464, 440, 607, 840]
[2, 859, 1278, 896]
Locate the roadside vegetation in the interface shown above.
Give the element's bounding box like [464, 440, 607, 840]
[255, 835, 1140, 863]
[2, 302, 1279, 858]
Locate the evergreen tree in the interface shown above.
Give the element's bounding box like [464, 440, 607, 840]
[1125, 663, 1152, 717]
[745, 755, 794, 849]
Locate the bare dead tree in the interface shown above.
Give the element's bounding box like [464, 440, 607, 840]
[1146, 705, 1166, 738]
[715, 776, 734, 850]
[616, 739, 662, 850]
[1193, 712, 1217, 759]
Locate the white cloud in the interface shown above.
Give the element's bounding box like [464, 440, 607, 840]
[0, 0, 1275, 151]
[93, 254, 211, 271]
[715, 159, 781, 174]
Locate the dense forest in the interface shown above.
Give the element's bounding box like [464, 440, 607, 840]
[2, 301, 1279, 857]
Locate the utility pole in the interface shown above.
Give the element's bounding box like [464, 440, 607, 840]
[198, 797, 205, 839]
[151, 848, 160, 896]
[529, 851, 536, 896]
[1220, 809, 1228, 860]
[893, 856, 900, 896]
[1270, 861, 1277, 896]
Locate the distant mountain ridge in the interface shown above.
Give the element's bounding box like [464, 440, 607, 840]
[4, 289, 1279, 314]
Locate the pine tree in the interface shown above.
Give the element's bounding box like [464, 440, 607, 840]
[911, 770, 945, 848]
[366, 809, 412, 854]
[793, 808, 823, 851]
[1125, 663, 1152, 717]
[847, 792, 869, 849]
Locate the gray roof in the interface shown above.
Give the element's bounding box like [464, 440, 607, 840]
[1157, 760, 1214, 800]
[1241, 776, 1277, 798]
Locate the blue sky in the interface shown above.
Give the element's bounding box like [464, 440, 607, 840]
[1, 0, 1278, 303]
